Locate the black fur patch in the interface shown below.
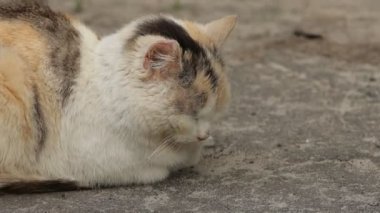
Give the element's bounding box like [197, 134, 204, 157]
[180, 54, 198, 88]
[32, 86, 47, 155]
[134, 17, 204, 56]
[205, 65, 218, 90]
[132, 17, 218, 90]
[0, 180, 82, 194]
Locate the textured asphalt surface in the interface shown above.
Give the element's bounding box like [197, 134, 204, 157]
[1, 0, 380, 212]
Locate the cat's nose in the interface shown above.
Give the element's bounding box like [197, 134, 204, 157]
[197, 132, 210, 141]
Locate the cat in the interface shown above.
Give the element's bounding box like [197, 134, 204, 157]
[0, 0, 236, 193]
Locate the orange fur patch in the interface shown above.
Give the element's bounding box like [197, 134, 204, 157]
[0, 49, 33, 140]
[215, 73, 230, 112]
[0, 20, 51, 142]
[0, 21, 46, 71]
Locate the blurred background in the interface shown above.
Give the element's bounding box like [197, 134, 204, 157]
[49, 0, 380, 64]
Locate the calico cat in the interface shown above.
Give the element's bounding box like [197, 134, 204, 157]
[0, 0, 236, 193]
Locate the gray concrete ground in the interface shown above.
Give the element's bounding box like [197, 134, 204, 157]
[1, 0, 380, 212]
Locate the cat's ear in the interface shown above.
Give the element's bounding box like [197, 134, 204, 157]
[143, 40, 181, 72]
[205, 15, 237, 47]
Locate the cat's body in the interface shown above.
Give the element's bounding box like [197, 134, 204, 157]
[0, 0, 236, 193]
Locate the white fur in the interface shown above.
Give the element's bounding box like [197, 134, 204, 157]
[37, 20, 210, 187]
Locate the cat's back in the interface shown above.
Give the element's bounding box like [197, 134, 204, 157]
[0, 1, 51, 72]
[0, 0, 87, 167]
[0, 0, 83, 105]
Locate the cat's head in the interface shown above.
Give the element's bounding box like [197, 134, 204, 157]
[113, 15, 236, 144]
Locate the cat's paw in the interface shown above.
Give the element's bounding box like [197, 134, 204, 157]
[136, 167, 169, 184]
[202, 136, 215, 147]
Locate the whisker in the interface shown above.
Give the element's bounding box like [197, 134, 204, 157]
[148, 140, 172, 159]
[172, 142, 183, 153]
[148, 135, 174, 159]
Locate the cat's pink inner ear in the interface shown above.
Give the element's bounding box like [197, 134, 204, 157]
[143, 40, 180, 71]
